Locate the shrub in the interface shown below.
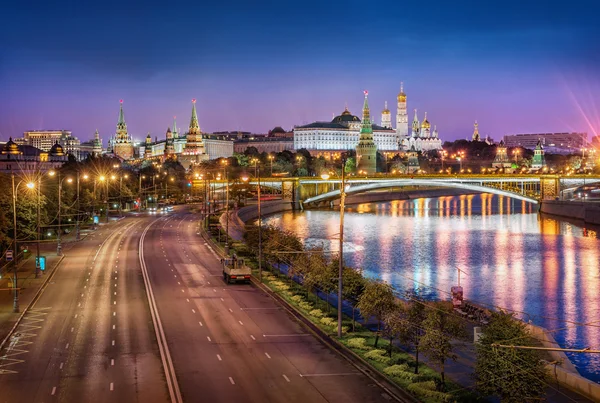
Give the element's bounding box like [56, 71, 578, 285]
[407, 382, 454, 402]
[309, 309, 324, 318]
[364, 349, 390, 364]
[320, 317, 335, 327]
[291, 295, 304, 303]
[347, 338, 372, 350]
[299, 301, 313, 311]
[384, 364, 417, 381]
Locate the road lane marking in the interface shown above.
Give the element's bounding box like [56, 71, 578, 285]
[239, 321, 243, 326]
[283, 374, 290, 382]
[229, 377, 235, 385]
[181, 289, 184, 293]
[113, 301, 116, 305]
[186, 299, 190, 303]
[74, 314, 77, 318]
[113, 325, 116, 329]
[139, 221, 183, 403]
[250, 335, 256, 340]
[265, 352, 271, 359]
[299, 373, 362, 377]
[112, 340, 115, 346]
[192, 309, 196, 313]
[59, 362, 63, 369]
[51, 386, 56, 395]
[113, 312, 116, 316]
[216, 354, 222, 361]
[220, 298, 224, 302]
[114, 292, 117, 295]
[71, 327, 74, 332]
[263, 334, 310, 337]
[110, 382, 114, 391]
[207, 336, 211, 342]
[111, 359, 114, 366]
[177, 282, 181, 285]
[65, 343, 69, 349]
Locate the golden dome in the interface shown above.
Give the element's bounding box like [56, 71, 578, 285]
[341, 106, 352, 116]
[421, 112, 431, 129]
[382, 101, 390, 114]
[397, 82, 406, 102]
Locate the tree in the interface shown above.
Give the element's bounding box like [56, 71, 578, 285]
[420, 302, 467, 390]
[474, 311, 547, 402]
[396, 291, 427, 373]
[356, 279, 396, 347]
[344, 157, 356, 173]
[383, 304, 403, 357]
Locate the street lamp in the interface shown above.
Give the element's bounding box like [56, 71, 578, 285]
[11, 173, 35, 312]
[268, 154, 275, 177]
[99, 175, 109, 223]
[337, 156, 347, 338]
[250, 158, 263, 281]
[220, 159, 230, 253]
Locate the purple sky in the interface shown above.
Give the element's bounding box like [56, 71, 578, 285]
[2, 1, 600, 145]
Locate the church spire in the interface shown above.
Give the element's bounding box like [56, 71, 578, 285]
[472, 120, 480, 141]
[362, 90, 371, 125]
[172, 115, 178, 138]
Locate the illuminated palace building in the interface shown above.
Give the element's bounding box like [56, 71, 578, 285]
[293, 83, 443, 159]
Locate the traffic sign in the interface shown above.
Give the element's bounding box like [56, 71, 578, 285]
[6, 250, 13, 262]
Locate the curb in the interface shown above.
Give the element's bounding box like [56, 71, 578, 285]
[198, 227, 417, 403]
[0, 255, 65, 352]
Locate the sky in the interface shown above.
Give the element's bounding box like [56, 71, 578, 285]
[2, 0, 600, 145]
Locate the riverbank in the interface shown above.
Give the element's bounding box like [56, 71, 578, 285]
[540, 200, 600, 225]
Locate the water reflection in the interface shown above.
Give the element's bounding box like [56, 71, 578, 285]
[264, 194, 600, 382]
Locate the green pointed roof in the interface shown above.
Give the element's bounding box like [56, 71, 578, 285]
[361, 91, 371, 126]
[118, 100, 126, 126]
[189, 99, 200, 131]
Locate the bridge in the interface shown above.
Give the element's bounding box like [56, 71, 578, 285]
[198, 174, 600, 207]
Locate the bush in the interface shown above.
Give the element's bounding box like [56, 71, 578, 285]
[384, 364, 417, 381]
[271, 281, 290, 291]
[347, 338, 372, 350]
[407, 382, 454, 402]
[320, 317, 335, 327]
[299, 301, 313, 311]
[309, 309, 324, 318]
[291, 295, 304, 303]
[364, 349, 391, 364]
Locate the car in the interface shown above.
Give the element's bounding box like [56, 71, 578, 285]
[573, 185, 600, 200]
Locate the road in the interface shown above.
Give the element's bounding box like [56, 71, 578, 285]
[0, 208, 401, 403]
[0, 217, 169, 403]
[142, 208, 394, 403]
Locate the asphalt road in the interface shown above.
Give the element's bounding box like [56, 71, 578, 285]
[0, 217, 169, 403]
[0, 208, 401, 403]
[142, 208, 395, 403]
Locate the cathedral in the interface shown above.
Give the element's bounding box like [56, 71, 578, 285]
[393, 83, 443, 152]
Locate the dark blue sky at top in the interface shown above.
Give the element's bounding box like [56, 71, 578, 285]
[2, 0, 600, 145]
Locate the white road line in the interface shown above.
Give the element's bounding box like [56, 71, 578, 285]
[213, 289, 217, 293]
[51, 386, 57, 395]
[139, 222, 183, 403]
[207, 336, 211, 342]
[238, 321, 243, 326]
[229, 377, 235, 385]
[59, 362, 63, 369]
[199, 321, 203, 327]
[113, 301, 116, 305]
[177, 282, 181, 285]
[65, 343, 69, 349]
[74, 314, 78, 318]
[265, 352, 271, 359]
[110, 382, 114, 391]
[71, 327, 74, 332]
[220, 298, 224, 302]
[111, 359, 114, 366]
[207, 281, 211, 285]
[114, 292, 117, 295]
[113, 324, 116, 329]
[228, 308, 233, 313]
[112, 340, 115, 346]
[186, 298, 190, 303]
[283, 374, 290, 382]
[181, 289, 185, 293]
[250, 335, 256, 340]
[216, 354, 222, 361]
[113, 312, 116, 316]
[192, 309, 196, 313]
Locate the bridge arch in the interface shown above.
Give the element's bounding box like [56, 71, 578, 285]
[302, 179, 539, 205]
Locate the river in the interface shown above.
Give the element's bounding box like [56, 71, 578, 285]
[262, 193, 600, 382]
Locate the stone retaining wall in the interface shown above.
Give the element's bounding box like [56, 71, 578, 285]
[540, 200, 600, 225]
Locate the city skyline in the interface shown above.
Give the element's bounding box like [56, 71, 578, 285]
[2, 0, 600, 143]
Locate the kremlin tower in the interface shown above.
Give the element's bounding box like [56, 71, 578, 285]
[472, 121, 481, 141]
[355, 91, 377, 175]
[112, 100, 134, 160]
[182, 99, 205, 155]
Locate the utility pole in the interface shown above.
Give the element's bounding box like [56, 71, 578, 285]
[57, 172, 63, 256]
[337, 157, 346, 338]
[36, 174, 41, 278]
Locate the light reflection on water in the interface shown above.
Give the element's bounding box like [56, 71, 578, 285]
[263, 194, 600, 382]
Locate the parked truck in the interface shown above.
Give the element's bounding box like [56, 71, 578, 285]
[221, 254, 251, 284]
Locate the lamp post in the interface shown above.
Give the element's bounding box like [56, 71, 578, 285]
[49, 170, 70, 256]
[249, 158, 263, 282]
[337, 157, 347, 338]
[268, 154, 274, 177]
[10, 174, 34, 313]
[221, 160, 230, 253]
[35, 174, 41, 278]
